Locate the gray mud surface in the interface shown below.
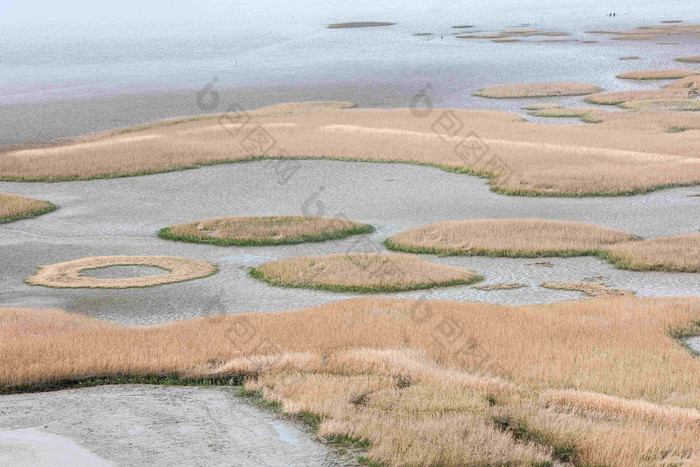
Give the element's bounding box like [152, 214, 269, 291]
[0, 385, 347, 467]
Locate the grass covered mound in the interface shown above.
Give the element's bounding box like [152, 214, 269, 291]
[524, 106, 603, 123]
[385, 219, 639, 258]
[616, 69, 698, 80]
[474, 82, 600, 98]
[0, 193, 56, 223]
[602, 232, 700, 272]
[25, 256, 218, 289]
[2, 296, 700, 465]
[250, 253, 481, 293]
[158, 216, 373, 247]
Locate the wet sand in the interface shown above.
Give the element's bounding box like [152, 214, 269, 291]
[0, 385, 343, 467]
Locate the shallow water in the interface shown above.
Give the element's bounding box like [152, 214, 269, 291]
[1, 0, 699, 144]
[0, 160, 697, 325]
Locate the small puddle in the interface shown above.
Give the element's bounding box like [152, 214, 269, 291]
[271, 422, 299, 445]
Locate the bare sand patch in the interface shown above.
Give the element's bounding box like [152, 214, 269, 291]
[158, 216, 372, 246]
[3, 103, 700, 196]
[2, 296, 700, 465]
[385, 219, 639, 257]
[25, 256, 218, 289]
[616, 69, 698, 80]
[602, 232, 700, 272]
[251, 253, 481, 293]
[474, 82, 600, 98]
[541, 281, 633, 297]
[0, 193, 56, 223]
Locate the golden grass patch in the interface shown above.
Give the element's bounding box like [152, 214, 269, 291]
[0, 192, 56, 223]
[540, 281, 633, 297]
[666, 74, 700, 92]
[525, 106, 604, 123]
[589, 23, 700, 41]
[25, 256, 218, 289]
[585, 88, 694, 105]
[616, 69, 698, 80]
[474, 81, 600, 98]
[3, 104, 700, 196]
[385, 219, 639, 257]
[492, 38, 521, 43]
[676, 56, 700, 63]
[158, 216, 373, 246]
[456, 33, 510, 39]
[3, 296, 700, 465]
[602, 232, 700, 272]
[250, 253, 481, 293]
[619, 99, 700, 112]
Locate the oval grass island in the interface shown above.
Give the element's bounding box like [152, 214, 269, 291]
[158, 215, 373, 246]
[385, 219, 700, 273]
[25, 256, 218, 289]
[0, 193, 57, 224]
[250, 253, 482, 293]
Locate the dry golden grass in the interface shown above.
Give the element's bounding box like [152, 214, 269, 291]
[385, 219, 639, 257]
[327, 22, 395, 29]
[676, 56, 700, 63]
[456, 33, 511, 39]
[585, 88, 693, 105]
[474, 82, 600, 98]
[25, 256, 218, 289]
[616, 69, 698, 80]
[0, 192, 56, 223]
[619, 99, 700, 112]
[501, 30, 570, 37]
[525, 106, 604, 123]
[250, 253, 481, 292]
[3, 104, 700, 196]
[540, 281, 633, 297]
[589, 23, 700, 41]
[3, 296, 700, 465]
[602, 232, 700, 272]
[666, 74, 700, 92]
[158, 216, 373, 246]
[492, 38, 521, 43]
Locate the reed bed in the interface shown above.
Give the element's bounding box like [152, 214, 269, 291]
[540, 281, 633, 297]
[250, 253, 481, 293]
[158, 216, 373, 247]
[588, 23, 700, 41]
[585, 88, 693, 105]
[384, 219, 639, 258]
[25, 256, 218, 289]
[619, 99, 700, 112]
[666, 74, 700, 91]
[2, 104, 700, 196]
[601, 232, 700, 272]
[0, 192, 56, 223]
[327, 22, 395, 29]
[525, 107, 604, 123]
[616, 69, 698, 80]
[473, 82, 600, 98]
[473, 282, 526, 291]
[2, 296, 700, 465]
[676, 56, 700, 63]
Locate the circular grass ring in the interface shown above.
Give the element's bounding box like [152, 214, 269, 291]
[25, 256, 218, 289]
[158, 216, 374, 247]
[251, 253, 482, 293]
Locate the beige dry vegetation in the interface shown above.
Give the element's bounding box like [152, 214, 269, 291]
[25, 256, 218, 289]
[676, 56, 700, 63]
[492, 38, 521, 43]
[584, 88, 693, 105]
[588, 23, 700, 41]
[540, 281, 634, 297]
[250, 253, 481, 292]
[456, 33, 510, 39]
[619, 55, 640, 60]
[474, 82, 600, 98]
[667, 74, 700, 92]
[385, 219, 639, 257]
[3, 296, 700, 465]
[616, 69, 698, 80]
[525, 106, 604, 123]
[619, 99, 700, 112]
[602, 232, 700, 272]
[3, 103, 700, 196]
[0, 192, 56, 223]
[501, 30, 570, 37]
[473, 282, 527, 291]
[158, 216, 372, 246]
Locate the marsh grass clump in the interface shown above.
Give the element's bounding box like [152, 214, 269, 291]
[158, 216, 373, 247]
[385, 219, 639, 258]
[541, 281, 633, 297]
[25, 256, 218, 289]
[250, 253, 482, 293]
[328, 22, 395, 29]
[616, 69, 698, 80]
[619, 99, 700, 112]
[0, 193, 57, 223]
[525, 107, 604, 123]
[676, 56, 700, 63]
[474, 82, 600, 99]
[3, 296, 700, 465]
[474, 283, 527, 291]
[585, 88, 693, 105]
[619, 56, 640, 60]
[601, 232, 700, 272]
[456, 33, 511, 39]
